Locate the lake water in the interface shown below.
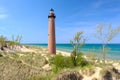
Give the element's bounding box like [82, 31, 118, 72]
[26, 44, 120, 60]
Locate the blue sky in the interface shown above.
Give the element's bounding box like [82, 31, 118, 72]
[0, 0, 120, 43]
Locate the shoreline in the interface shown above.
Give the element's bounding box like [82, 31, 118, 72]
[25, 45, 120, 61]
[29, 45, 120, 62]
[25, 44, 120, 60]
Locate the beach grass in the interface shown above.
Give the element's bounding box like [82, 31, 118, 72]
[0, 45, 120, 80]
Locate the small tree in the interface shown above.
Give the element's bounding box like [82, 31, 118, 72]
[70, 32, 86, 66]
[95, 24, 120, 64]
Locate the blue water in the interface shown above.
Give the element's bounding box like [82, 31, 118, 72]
[26, 44, 120, 60]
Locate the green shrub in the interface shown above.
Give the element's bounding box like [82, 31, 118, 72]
[71, 51, 89, 67]
[70, 49, 77, 66]
[51, 54, 74, 68]
[50, 53, 90, 70]
[76, 52, 84, 66]
[52, 66, 58, 73]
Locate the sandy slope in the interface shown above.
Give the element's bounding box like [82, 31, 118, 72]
[1, 45, 120, 80]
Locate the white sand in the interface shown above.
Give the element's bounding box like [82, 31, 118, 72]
[82, 67, 102, 80]
[56, 50, 70, 56]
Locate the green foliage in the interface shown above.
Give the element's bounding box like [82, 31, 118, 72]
[50, 52, 89, 71]
[70, 49, 76, 66]
[0, 35, 7, 49]
[51, 54, 74, 68]
[12, 35, 22, 44]
[8, 35, 22, 46]
[6, 35, 22, 49]
[71, 51, 89, 67]
[52, 65, 58, 73]
[70, 32, 85, 50]
[0, 35, 22, 50]
[76, 52, 84, 66]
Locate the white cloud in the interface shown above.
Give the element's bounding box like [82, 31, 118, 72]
[73, 21, 96, 26]
[107, 7, 120, 12]
[92, 0, 118, 9]
[0, 14, 8, 19]
[0, 7, 8, 19]
[0, 27, 6, 31]
[93, 1, 104, 9]
[57, 23, 97, 37]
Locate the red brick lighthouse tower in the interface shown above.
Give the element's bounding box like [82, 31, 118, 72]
[48, 8, 56, 54]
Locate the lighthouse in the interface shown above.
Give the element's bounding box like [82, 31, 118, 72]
[48, 8, 56, 54]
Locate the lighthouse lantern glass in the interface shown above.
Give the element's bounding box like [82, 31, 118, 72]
[50, 10, 54, 14]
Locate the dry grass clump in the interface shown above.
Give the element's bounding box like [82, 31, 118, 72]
[81, 67, 95, 76]
[27, 72, 54, 80]
[0, 50, 49, 80]
[19, 53, 48, 68]
[0, 57, 44, 80]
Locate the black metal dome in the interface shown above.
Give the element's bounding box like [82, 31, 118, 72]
[50, 8, 54, 12]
